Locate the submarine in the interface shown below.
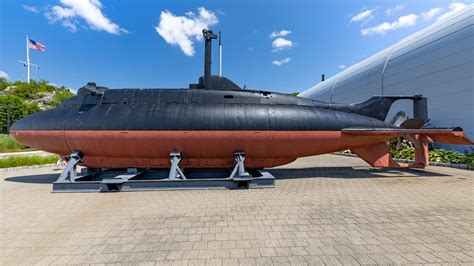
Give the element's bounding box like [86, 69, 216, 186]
[10, 29, 473, 171]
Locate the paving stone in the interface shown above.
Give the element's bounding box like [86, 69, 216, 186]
[368, 253, 397, 264]
[213, 249, 230, 259]
[320, 245, 340, 255]
[417, 252, 443, 263]
[319, 255, 342, 265]
[434, 251, 462, 262]
[401, 253, 428, 264]
[229, 249, 245, 259]
[352, 254, 376, 264]
[384, 253, 409, 264]
[197, 250, 214, 259]
[259, 248, 277, 257]
[449, 251, 473, 262]
[287, 255, 307, 265]
[221, 258, 239, 266]
[302, 255, 324, 265]
[238, 257, 256, 265]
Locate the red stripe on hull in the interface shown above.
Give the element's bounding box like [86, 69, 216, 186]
[11, 130, 392, 168]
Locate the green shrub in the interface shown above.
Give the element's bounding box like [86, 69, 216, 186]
[428, 149, 465, 164]
[49, 88, 74, 108]
[8, 80, 56, 100]
[0, 134, 28, 152]
[0, 155, 59, 168]
[391, 147, 414, 160]
[462, 152, 474, 169]
[391, 147, 472, 168]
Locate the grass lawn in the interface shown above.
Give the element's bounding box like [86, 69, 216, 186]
[0, 134, 31, 153]
[0, 155, 59, 168]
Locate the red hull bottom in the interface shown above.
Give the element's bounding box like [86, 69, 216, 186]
[11, 130, 393, 168]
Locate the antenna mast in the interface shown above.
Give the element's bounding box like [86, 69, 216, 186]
[219, 31, 222, 77]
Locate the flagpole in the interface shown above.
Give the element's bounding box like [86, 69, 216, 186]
[26, 35, 30, 83]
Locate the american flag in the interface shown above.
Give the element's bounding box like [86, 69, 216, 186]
[28, 39, 46, 52]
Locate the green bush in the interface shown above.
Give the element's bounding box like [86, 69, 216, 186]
[391, 147, 414, 160]
[0, 134, 27, 152]
[49, 88, 74, 108]
[428, 149, 465, 164]
[6, 80, 56, 100]
[0, 155, 59, 168]
[391, 147, 473, 168]
[462, 152, 474, 169]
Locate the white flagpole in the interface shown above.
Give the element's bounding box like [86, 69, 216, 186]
[26, 35, 30, 83]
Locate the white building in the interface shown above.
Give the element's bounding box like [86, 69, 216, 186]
[300, 5, 473, 152]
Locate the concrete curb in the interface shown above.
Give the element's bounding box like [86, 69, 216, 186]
[334, 152, 472, 170]
[0, 164, 58, 172]
[0, 151, 53, 158]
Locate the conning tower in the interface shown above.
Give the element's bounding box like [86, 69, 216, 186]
[190, 29, 241, 91]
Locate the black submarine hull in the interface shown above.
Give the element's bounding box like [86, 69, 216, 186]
[11, 90, 394, 168]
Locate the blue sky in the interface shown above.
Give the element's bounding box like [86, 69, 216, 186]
[0, 0, 471, 93]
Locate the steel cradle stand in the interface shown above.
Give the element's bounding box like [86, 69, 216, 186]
[52, 151, 275, 193]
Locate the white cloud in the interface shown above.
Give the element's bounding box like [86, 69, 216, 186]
[437, 2, 468, 21]
[22, 5, 40, 13]
[269, 29, 291, 38]
[338, 65, 347, 69]
[361, 13, 418, 36]
[272, 58, 291, 66]
[386, 4, 405, 16]
[272, 37, 293, 51]
[0, 71, 8, 80]
[360, 2, 470, 36]
[155, 7, 218, 56]
[45, 0, 126, 34]
[350, 8, 377, 23]
[421, 7, 444, 21]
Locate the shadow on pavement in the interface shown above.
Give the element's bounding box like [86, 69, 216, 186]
[4, 166, 449, 184]
[5, 173, 59, 184]
[269, 167, 450, 179]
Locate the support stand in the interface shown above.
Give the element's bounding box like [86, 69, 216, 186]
[56, 151, 83, 183]
[168, 152, 186, 180]
[229, 152, 251, 180]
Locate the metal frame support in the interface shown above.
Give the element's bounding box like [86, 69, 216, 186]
[56, 151, 83, 183]
[229, 152, 251, 179]
[169, 151, 186, 180]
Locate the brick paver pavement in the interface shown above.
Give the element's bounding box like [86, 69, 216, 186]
[1, 154, 473, 265]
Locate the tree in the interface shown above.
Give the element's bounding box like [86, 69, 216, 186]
[0, 95, 29, 133]
[50, 88, 74, 108]
[0, 77, 8, 91]
[0, 79, 75, 133]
